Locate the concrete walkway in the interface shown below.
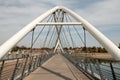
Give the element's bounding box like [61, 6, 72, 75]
[24, 54, 89, 80]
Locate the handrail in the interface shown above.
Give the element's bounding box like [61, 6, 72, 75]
[62, 53, 120, 80]
[0, 53, 55, 80]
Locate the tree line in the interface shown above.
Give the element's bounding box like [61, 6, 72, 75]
[12, 45, 120, 53]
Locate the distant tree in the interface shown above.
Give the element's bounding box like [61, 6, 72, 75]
[82, 47, 86, 52]
[19, 46, 27, 50]
[11, 46, 19, 52]
[97, 47, 102, 53]
[69, 47, 73, 50]
[92, 46, 96, 52]
[118, 43, 120, 49]
[63, 47, 68, 50]
[102, 48, 107, 53]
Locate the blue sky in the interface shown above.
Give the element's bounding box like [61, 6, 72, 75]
[0, 0, 120, 47]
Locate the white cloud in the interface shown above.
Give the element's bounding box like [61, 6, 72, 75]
[75, 0, 120, 46]
[0, 0, 120, 47]
[76, 0, 120, 26]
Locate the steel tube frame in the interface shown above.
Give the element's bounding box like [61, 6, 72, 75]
[0, 6, 60, 59]
[36, 22, 82, 26]
[0, 6, 120, 60]
[60, 6, 120, 60]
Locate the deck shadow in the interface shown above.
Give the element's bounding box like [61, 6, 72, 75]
[40, 66, 72, 80]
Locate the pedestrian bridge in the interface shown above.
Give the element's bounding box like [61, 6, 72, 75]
[0, 6, 120, 80]
[24, 54, 89, 80]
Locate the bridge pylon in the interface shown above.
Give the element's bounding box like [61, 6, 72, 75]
[54, 39, 64, 53]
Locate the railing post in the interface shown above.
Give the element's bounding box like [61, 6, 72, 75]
[110, 62, 116, 80]
[33, 56, 37, 69]
[20, 55, 29, 80]
[81, 61, 83, 69]
[0, 60, 5, 80]
[11, 58, 19, 80]
[36, 56, 40, 67]
[28, 56, 34, 73]
[84, 58, 88, 72]
[31, 56, 34, 71]
[79, 58, 84, 69]
[89, 59, 94, 76]
[96, 59, 104, 80]
[37, 56, 41, 67]
[32, 57, 35, 70]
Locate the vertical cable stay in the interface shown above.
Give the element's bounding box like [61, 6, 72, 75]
[30, 28, 35, 53]
[29, 14, 54, 48]
[63, 17, 72, 48]
[67, 14, 88, 54]
[49, 27, 58, 48]
[43, 15, 54, 48]
[48, 13, 58, 48]
[46, 26, 53, 48]
[66, 14, 85, 47]
[53, 10, 63, 36]
[83, 27, 87, 53]
[64, 13, 75, 48]
[62, 27, 71, 47]
[45, 14, 59, 48]
[73, 26, 85, 46]
[50, 33, 57, 48]
[38, 14, 53, 48]
[48, 27, 56, 48]
[60, 29, 65, 48]
[43, 26, 50, 47]
[32, 26, 45, 45]
[68, 26, 75, 48]
[45, 25, 55, 48]
[61, 29, 69, 48]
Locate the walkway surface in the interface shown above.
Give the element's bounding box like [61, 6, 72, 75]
[24, 54, 90, 80]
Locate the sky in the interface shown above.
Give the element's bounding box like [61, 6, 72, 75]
[0, 0, 120, 47]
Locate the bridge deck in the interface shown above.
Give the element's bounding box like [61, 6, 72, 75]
[24, 54, 89, 80]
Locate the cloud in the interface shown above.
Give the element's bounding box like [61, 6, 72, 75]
[69, 0, 120, 46]
[0, 0, 120, 47]
[75, 0, 120, 28]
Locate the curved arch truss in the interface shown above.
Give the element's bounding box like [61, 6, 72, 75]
[0, 6, 120, 60]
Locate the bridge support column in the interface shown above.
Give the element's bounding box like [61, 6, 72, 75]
[54, 39, 64, 53]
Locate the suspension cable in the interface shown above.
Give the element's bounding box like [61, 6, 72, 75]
[62, 27, 71, 47]
[68, 26, 75, 48]
[45, 25, 55, 48]
[39, 14, 53, 48]
[43, 26, 50, 47]
[29, 14, 53, 48]
[48, 26, 56, 48]
[50, 32, 57, 48]
[30, 28, 35, 53]
[83, 27, 87, 53]
[33, 26, 45, 45]
[61, 29, 68, 48]
[49, 26, 58, 48]
[66, 14, 85, 46]
[65, 13, 75, 48]
[43, 15, 54, 47]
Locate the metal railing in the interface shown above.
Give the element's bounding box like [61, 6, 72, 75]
[0, 53, 55, 80]
[62, 53, 120, 80]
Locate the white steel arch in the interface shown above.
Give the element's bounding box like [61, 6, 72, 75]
[0, 6, 120, 60]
